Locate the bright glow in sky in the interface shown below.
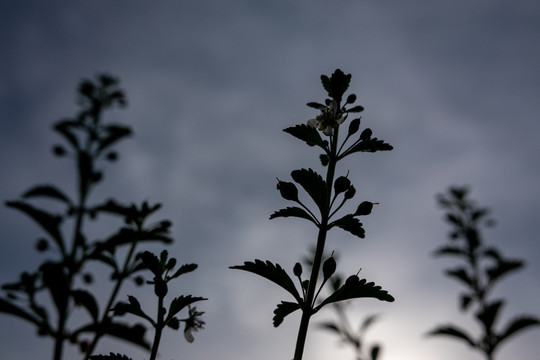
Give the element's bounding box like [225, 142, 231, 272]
[1, 1, 539, 359]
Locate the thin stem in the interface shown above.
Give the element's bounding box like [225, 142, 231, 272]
[293, 127, 339, 360]
[149, 296, 165, 360]
[83, 238, 140, 359]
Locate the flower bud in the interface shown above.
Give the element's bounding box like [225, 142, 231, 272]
[346, 94, 357, 104]
[348, 118, 361, 137]
[344, 185, 356, 200]
[320, 154, 329, 166]
[167, 258, 177, 270]
[334, 176, 351, 194]
[154, 277, 168, 297]
[322, 255, 336, 281]
[360, 128, 372, 140]
[35, 238, 49, 252]
[293, 262, 303, 277]
[276, 179, 299, 202]
[52, 145, 66, 156]
[355, 201, 374, 216]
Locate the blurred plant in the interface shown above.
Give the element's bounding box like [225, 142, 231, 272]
[427, 186, 539, 360]
[231, 69, 394, 360]
[0, 74, 205, 360]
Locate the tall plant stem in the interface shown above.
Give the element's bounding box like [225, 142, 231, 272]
[293, 128, 339, 360]
[149, 296, 165, 360]
[83, 240, 139, 359]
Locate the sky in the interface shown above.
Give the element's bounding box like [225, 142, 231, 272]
[1, 1, 539, 359]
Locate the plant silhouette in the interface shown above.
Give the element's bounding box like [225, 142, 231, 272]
[0, 74, 205, 360]
[427, 186, 539, 360]
[231, 69, 394, 360]
[303, 248, 384, 360]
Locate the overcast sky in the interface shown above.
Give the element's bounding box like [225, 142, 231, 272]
[1, 1, 539, 360]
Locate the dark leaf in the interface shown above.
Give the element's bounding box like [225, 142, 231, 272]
[476, 300, 504, 332]
[170, 263, 198, 280]
[291, 168, 327, 214]
[498, 316, 540, 346]
[322, 69, 351, 103]
[426, 325, 476, 347]
[342, 138, 393, 157]
[166, 316, 181, 330]
[445, 267, 474, 287]
[72, 289, 99, 321]
[111, 296, 151, 323]
[166, 295, 206, 322]
[346, 105, 364, 113]
[269, 207, 317, 224]
[306, 102, 326, 110]
[360, 314, 379, 333]
[22, 185, 72, 205]
[433, 246, 465, 257]
[370, 345, 381, 360]
[329, 214, 365, 239]
[0, 297, 42, 326]
[40, 262, 69, 315]
[97, 124, 132, 154]
[273, 301, 301, 327]
[314, 276, 394, 312]
[89, 353, 132, 360]
[318, 320, 342, 335]
[5, 201, 64, 252]
[230, 260, 302, 303]
[460, 293, 473, 311]
[486, 260, 524, 284]
[137, 251, 161, 276]
[77, 322, 150, 351]
[54, 120, 80, 149]
[283, 124, 326, 148]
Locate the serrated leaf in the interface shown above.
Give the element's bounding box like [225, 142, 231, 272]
[269, 207, 317, 224]
[170, 263, 198, 280]
[72, 289, 99, 321]
[273, 301, 301, 327]
[322, 69, 351, 103]
[5, 201, 64, 252]
[283, 124, 326, 148]
[137, 251, 160, 276]
[329, 214, 366, 238]
[230, 260, 302, 303]
[314, 276, 394, 312]
[426, 325, 476, 347]
[22, 185, 72, 205]
[342, 138, 393, 157]
[291, 168, 327, 214]
[166, 295, 206, 322]
[89, 353, 132, 360]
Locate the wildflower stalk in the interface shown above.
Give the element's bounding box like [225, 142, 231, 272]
[232, 69, 395, 360]
[293, 126, 339, 360]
